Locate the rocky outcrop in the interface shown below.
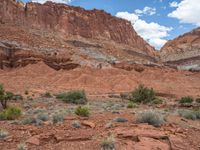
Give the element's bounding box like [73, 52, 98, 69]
[0, 0, 157, 70]
[160, 27, 200, 71]
[0, 40, 80, 70]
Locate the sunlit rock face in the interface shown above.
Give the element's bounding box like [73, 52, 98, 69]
[160, 27, 200, 71]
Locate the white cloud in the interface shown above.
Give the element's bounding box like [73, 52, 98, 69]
[116, 12, 172, 49]
[135, 6, 156, 16]
[169, 1, 179, 8]
[168, 0, 200, 26]
[116, 12, 138, 23]
[31, 0, 72, 4]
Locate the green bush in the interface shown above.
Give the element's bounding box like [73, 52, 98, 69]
[152, 98, 163, 105]
[136, 110, 164, 127]
[196, 98, 200, 103]
[56, 90, 87, 104]
[0, 129, 8, 139]
[75, 106, 90, 117]
[101, 135, 115, 150]
[131, 85, 156, 103]
[52, 113, 64, 124]
[179, 96, 193, 104]
[0, 107, 22, 120]
[43, 92, 52, 98]
[127, 102, 137, 108]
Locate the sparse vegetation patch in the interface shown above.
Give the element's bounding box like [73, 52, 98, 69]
[196, 98, 200, 103]
[127, 102, 137, 108]
[21, 117, 37, 125]
[136, 110, 164, 127]
[130, 84, 156, 103]
[101, 135, 115, 150]
[74, 106, 90, 117]
[152, 98, 163, 105]
[52, 113, 64, 124]
[113, 117, 128, 123]
[37, 113, 49, 121]
[0, 107, 22, 120]
[56, 90, 87, 104]
[43, 92, 52, 98]
[179, 96, 193, 104]
[179, 109, 200, 120]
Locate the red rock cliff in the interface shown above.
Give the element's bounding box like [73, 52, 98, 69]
[160, 27, 200, 70]
[0, 0, 156, 56]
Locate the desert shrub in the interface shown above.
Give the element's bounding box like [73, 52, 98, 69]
[152, 98, 163, 105]
[179, 96, 193, 104]
[36, 113, 49, 121]
[179, 109, 200, 120]
[21, 117, 36, 125]
[131, 85, 156, 103]
[113, 117, 128, 123]
[56, 90, 87, 104]
[33, 108, 46, 114]
[183, 112, 196, 120]
[127, 102, 137, 108]
[0, 107, 22, 120]
[72, 120, 81, 128]
[178, 110, 197, 120]
[35, 119, 43, 126]
[0, 129, 8, 139]
[101, 135, 115, 150]
[17, 143, 27, 150]
[43, 92, 52, 98]
[52, 113, 64, 124]
[196, 98, 200, 103]
[136, 110, 164, 127]
[0, 85, 15, 109]
[74, 106, 90, 117]
[194, 110, 200, 119]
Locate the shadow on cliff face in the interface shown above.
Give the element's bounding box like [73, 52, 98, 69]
[0, 41, 80, 70]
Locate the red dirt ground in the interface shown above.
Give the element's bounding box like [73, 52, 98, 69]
[0, 62, 199, 98]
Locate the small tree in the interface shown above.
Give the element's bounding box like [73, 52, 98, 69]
[0, 84, 14, 109]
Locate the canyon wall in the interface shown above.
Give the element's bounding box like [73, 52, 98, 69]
[160, 27, 200, 71]
[0, 0, 158, 69]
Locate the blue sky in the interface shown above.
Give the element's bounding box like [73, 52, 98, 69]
[22, 0, 200, 49]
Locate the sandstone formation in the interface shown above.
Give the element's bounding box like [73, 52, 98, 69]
[0, 0, 157, 70]
[160, 27, 200, 71]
